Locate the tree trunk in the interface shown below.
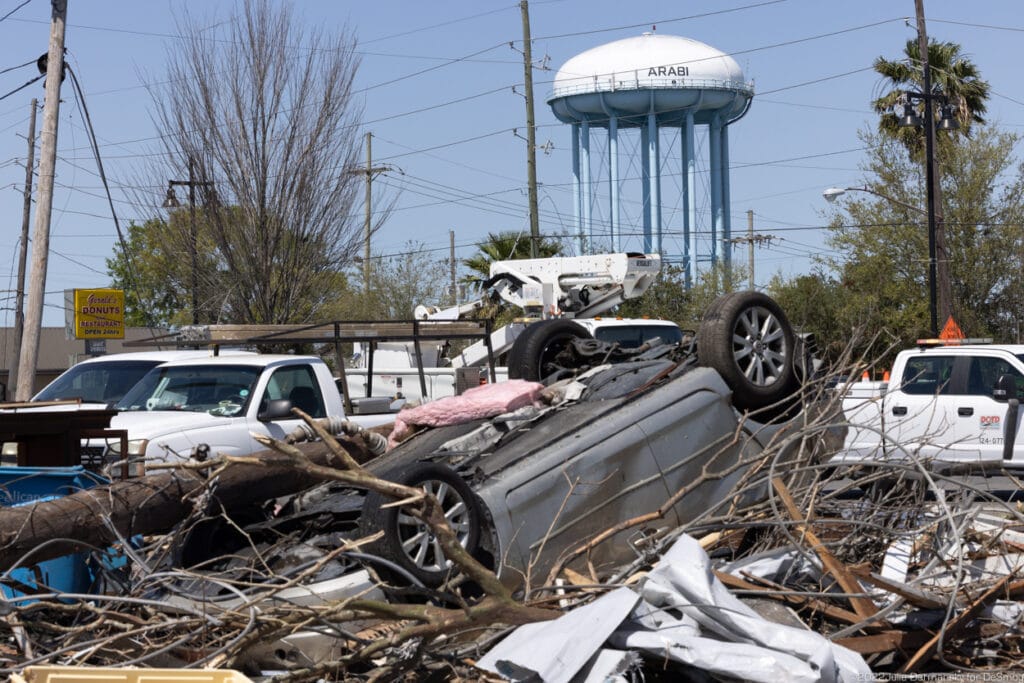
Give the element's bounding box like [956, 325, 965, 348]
[0, 442, 360, 570]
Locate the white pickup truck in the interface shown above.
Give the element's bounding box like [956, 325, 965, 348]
[84, 354, 397, 472]
[837, 340, 1024, 468]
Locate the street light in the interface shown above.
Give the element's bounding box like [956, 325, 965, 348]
[822, 186, 925, 216]
[165, 158, 214, 325]
[823, 183, 942, 335]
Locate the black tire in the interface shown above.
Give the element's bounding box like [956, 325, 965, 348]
[697, 291, 798, 412]
[507, 319, 592, 381]
[360, 462, 482, 588]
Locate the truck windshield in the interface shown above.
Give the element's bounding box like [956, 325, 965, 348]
[34, 360, 164, 404]
[117, 365, 262, 416]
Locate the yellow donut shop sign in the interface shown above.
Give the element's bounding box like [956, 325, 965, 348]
[73, 288, 125, 339]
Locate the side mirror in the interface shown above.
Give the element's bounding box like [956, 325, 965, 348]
[993, 374, 1019, 403]
[258, 398, 294, 421]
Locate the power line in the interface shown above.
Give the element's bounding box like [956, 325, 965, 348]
[532, 1, 787, 41]
[0, 57, 37, 76]
[0, 73, 43, 102]
[0, 0, 32, 24]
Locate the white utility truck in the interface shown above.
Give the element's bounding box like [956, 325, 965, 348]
[80, 354, 394, 474]
[347, 252, 683, 401]
[837, 339, 1024, 468]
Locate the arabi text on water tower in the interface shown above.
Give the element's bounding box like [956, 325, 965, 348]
[73, 288, 124, 339]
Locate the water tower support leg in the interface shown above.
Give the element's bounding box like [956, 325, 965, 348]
[684, 112, 696, 289]
[582, 120, 592, 249]
[608, 114, 619, 252]
[709, 115, 723, 264]
[648, 107, 661, 255]
[721, 123, 732, 271]
[572, 123, 582, 253]
[640, 123, 651, 251]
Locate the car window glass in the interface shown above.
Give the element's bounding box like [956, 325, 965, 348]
[260, 365, 325, 418]
[118, 365, 260, 414]
[34, 360, 162, 403]
[901, 356, 954, 395]
[966, 357, 1024, 397]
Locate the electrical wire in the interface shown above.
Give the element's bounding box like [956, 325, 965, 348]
[64, 62, 156, 328]
[532, 0, 787, 41]
[0, 0, 31, 23]
[0, 57, 37, 76]
[0, 73, 42, 102]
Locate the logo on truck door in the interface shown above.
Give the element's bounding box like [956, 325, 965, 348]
[980, 415, 1001, 429]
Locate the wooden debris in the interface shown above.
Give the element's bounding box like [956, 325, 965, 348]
[771, 477, 882, 622]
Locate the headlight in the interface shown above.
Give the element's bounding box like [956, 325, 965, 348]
[106, 439, 148, 457]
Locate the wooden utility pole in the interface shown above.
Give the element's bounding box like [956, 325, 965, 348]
[449, 229, 457, 306]
[520, 0, 540, 258]
[17, 0, 67, 401]
[356, 132, 390, 292]
[364, 131, 372, 290]
[8, 99, 38, 396]
[726, 210, 774, 292]
[914, 0, 951, 336]
[165, 157, 213, 324]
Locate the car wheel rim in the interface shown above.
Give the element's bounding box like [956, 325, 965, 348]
[396, 479, 471, 572]
[732, 305, 787, 386]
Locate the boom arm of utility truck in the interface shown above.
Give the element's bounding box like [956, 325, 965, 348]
[415, 253, 662, 367]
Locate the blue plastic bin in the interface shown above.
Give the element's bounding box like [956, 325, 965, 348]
[0, 466, 109, 601]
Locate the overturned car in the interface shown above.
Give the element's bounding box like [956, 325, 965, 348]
[159, 291, 815, 608]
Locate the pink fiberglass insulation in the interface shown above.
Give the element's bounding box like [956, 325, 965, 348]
[387, 379, 546, 449]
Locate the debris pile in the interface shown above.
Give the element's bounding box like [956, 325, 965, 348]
[1, 400, 1023, 681]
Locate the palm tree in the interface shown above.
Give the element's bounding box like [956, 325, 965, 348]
[873, 38, 989, 154]
[461, 231, 564, 287]
[871, 38, 989, 331]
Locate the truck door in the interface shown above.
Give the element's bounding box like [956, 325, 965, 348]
[951, 355, 1024, 464]
[886, 355, 957, 461]
[248, 364, 327, 448]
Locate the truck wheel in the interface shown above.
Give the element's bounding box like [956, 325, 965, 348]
[697, 291, 798, 413]
[360, 462, 482, 588]
[507, 319, 592, 381]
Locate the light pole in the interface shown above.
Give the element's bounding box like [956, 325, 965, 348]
[164, 158, 214, 325]
[823, 186, 925, 216]
[823, 184, 940, 336]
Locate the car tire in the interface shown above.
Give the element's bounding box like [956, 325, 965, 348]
[360, 462, 482, 588]
[507, 319, 592, 381]
[697, 291, 799, 413]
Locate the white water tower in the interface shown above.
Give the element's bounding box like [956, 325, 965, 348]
[548, 32, 753, 285]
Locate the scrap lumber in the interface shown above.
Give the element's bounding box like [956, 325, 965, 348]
[835, 630, 932, 655]
[0, 441, 360, 569]
[713, 569, 867, 626]
[771, 477, 881, 622]
[849, 566, 953, 610]
[898, 574, 1013, 673]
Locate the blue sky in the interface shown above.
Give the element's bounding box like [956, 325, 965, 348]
[0, 0, 1021, 327]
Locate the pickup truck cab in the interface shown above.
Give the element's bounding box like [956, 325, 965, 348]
[86, 354, 396, 472]
[838, 341, 1024, 467]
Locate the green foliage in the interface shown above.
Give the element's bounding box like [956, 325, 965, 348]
[618, 262, 738, 330]
[460, 231, 565, 288]
[106, 216, 222, 327]
[873, 38, 990, 155]
[772, 125, 1024, 370]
